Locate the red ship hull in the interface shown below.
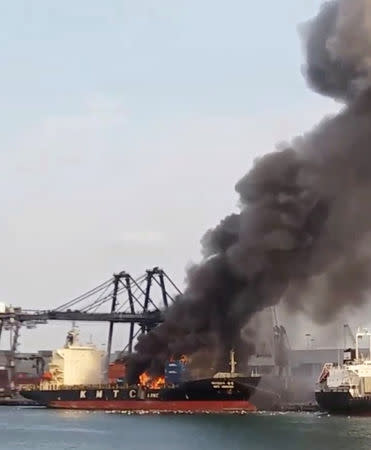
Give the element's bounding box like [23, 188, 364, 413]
[49, 399, 257, 412]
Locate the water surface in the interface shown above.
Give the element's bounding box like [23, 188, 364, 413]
[0, 406, 370, 450]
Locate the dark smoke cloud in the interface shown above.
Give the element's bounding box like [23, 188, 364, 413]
[127, 0, 371, 381]
[301, 0, 371, 101]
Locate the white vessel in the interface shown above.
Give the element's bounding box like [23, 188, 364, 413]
[316, 328, 371, 413]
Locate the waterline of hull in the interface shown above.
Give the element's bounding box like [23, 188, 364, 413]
[47, 399, 257, 412]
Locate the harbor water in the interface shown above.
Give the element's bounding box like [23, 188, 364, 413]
[0, 407, 370, 450]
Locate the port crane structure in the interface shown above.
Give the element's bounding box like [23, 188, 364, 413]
[0, 267, 181, 384]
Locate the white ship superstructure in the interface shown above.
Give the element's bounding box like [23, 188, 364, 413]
[316, 329, 371, 413]
[41, 328, 106, 388]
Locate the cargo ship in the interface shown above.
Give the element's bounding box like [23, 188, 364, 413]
[20, 328, 260, 412]
[316, 328, 371, 414]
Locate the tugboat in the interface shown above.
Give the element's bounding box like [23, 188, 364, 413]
[21, 329, 261, 413]
[316, 328, 371, 414]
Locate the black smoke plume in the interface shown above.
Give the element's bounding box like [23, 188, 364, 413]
[127, 0, 371, 382]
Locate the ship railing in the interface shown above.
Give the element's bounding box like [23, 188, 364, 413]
[58, 383, 129, 390]
[21, 383, 130, 391]
[19, 384, 41, 391]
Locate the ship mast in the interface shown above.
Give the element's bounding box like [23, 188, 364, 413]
[229, 349, 236, 374]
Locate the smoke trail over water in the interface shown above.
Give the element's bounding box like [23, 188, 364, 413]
[128, 0, 371, 380]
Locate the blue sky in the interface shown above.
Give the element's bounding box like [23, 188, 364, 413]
[1, 1, 326, 119]
[0, 1, 347, 351]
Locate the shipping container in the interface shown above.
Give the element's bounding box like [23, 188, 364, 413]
[165, 360, 186, 385]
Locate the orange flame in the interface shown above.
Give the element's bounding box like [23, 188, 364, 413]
[139, 372, 165, 389]
[139, 372, 151, 386]
[169, 354, 189, 363]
